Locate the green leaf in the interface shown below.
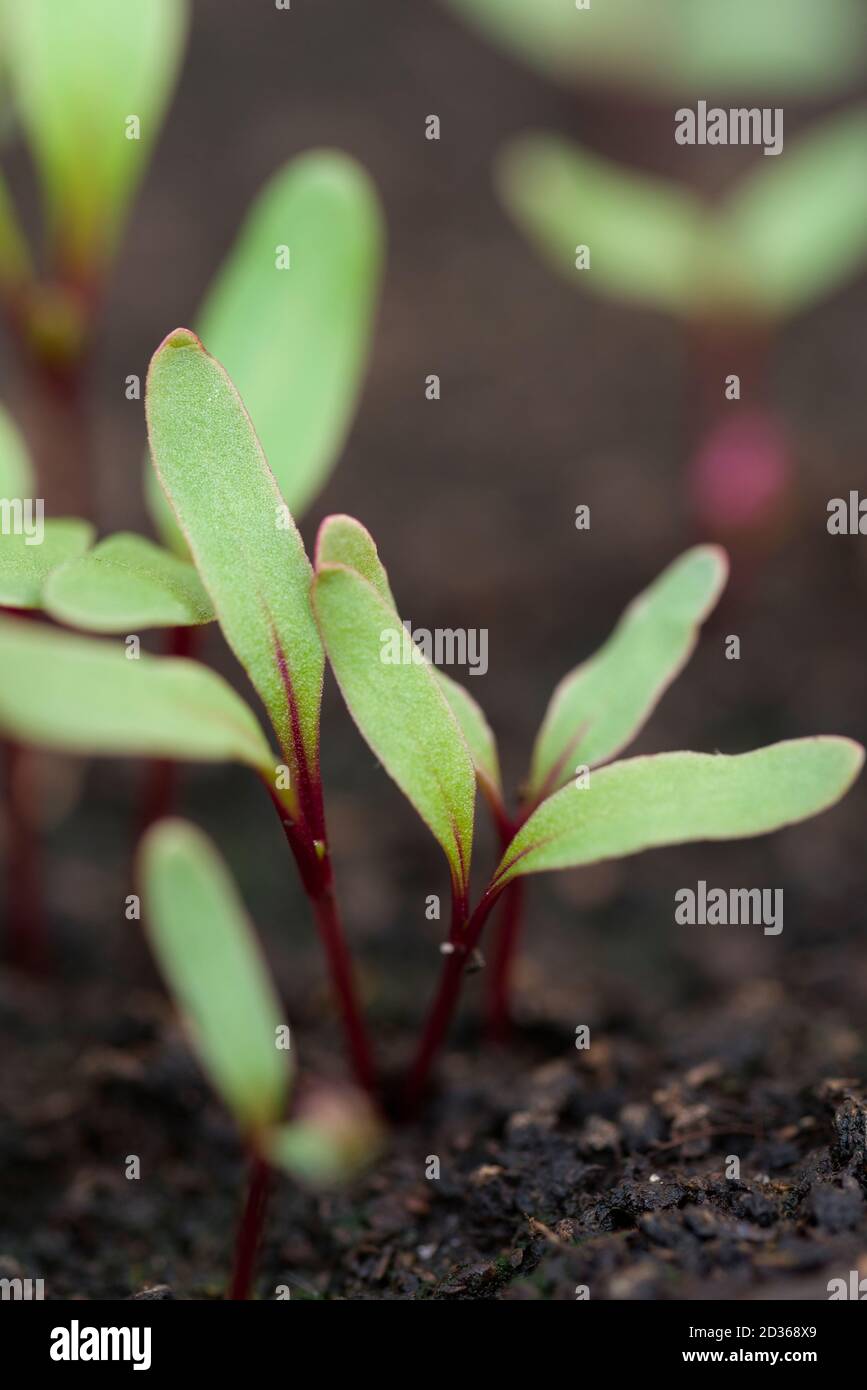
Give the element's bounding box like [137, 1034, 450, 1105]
[141, 819, 291, 1138]
[148, 154, 384, 555]
[3, 0, 189, 276]
[725, 108, 867, 317]
[0, 517, 93, 608]
[497, 134, 716, 317]
[0, 615, 273, 770]
[315, 514, 502, 815]
[265, 1091, 382, 1188]
[528, 546, 727, 801]
[435, 669, 503, 812]
[43, 531, 214, 632]
[146, 330, 324, 782]
[200, 152, 383, 518]
[312, 561, 475, 897]
[0, 405, 34, 499]
[443, 0, 866, 96]
[494, 739, 863, 888]
[315, 513, 395, 607]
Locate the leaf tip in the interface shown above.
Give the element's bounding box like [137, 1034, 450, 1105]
[157, 326, 203, 355]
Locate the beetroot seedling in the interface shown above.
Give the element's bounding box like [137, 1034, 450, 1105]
[442, 0, 865, 97]
[140, 818, 381, 1300]
[309, 515, 863, 1102]
[0, 147, 384, 979]
[496, 110, 867, 540]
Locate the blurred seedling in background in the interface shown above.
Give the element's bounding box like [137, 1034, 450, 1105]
[0, 149, 384, 971]
[0, 0, 189, 511]
[309, 516, 862, 1095]
[442, 0, 867, 99]
[442, 0, 867, 544]
[141, 819, 381, 1300]
[0, 338, 860, 1111]
[496, 113, 867, 542]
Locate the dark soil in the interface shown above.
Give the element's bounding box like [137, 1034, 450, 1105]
[2, 933, 866, 1300]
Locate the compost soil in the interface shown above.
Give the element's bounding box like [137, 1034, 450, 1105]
[1, 927, 866, 1300]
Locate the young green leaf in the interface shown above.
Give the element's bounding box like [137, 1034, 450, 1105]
[265, 1090, 382, 1188]
[315, 514, 396, 607]
[497, 134, 715, 318]
[494, 739, 863, 888]
[146, 154, 383, 557]
[141, 819, 291, 1139]
[199, 152, 383, 519]
[146, 330, 324, 782]
[0, 517, 94, 608]
[0, 405, 34, 498]
[43, 531, 214, 632]
[0, 616, 273, 771]
[725, 108, 867, 317]
[315, 514, 502, 815]
[442, 0, 865, 96]
[3, 0, 189, 276]
[528, 546, 727, 802]
[435, 669, 503, 814]
[312, 562, 475, 898]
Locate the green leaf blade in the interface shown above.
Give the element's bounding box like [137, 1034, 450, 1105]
[726, 108, 867, 317]
[315, 514, 396, 608]
[497, 740, 863, 887]
[141, 819, 291, 1138]
[145, 329, 324, 779]
[4, 0, 189, 275]
[528, 546, 727, 801]
[199, 151, 384, 519]
[443, 0, 866, 97]
[266, 1093, 383, 1188]
[0, 616, 272, 770]
[435, 669, 503, 812]
[312, 562, 475, 896]
[44, 532, 214, 632]
[0, 517, 94, 609]
[497, 133, 713, 317]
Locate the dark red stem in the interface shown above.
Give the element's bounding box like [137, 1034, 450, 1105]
[403, 886, 503, 1114]
[308, 873, 377, 1096]
[228, 1153, 271, 1301]
[268, 788, 377, 1097]
[486, 877, 526, 1042]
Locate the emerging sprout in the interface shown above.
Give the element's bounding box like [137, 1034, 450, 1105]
[141, 818, 381, 1299]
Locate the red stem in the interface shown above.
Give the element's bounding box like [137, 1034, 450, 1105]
[403, 886, 503, 1114]
[268, 789, 377, 1097]
[308, 873, 377, 1096]
[486, 877, 525, 1043]
[228, 1152, 271, 1300]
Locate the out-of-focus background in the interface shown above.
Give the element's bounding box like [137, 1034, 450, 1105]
[2, 0, 867, 1299]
